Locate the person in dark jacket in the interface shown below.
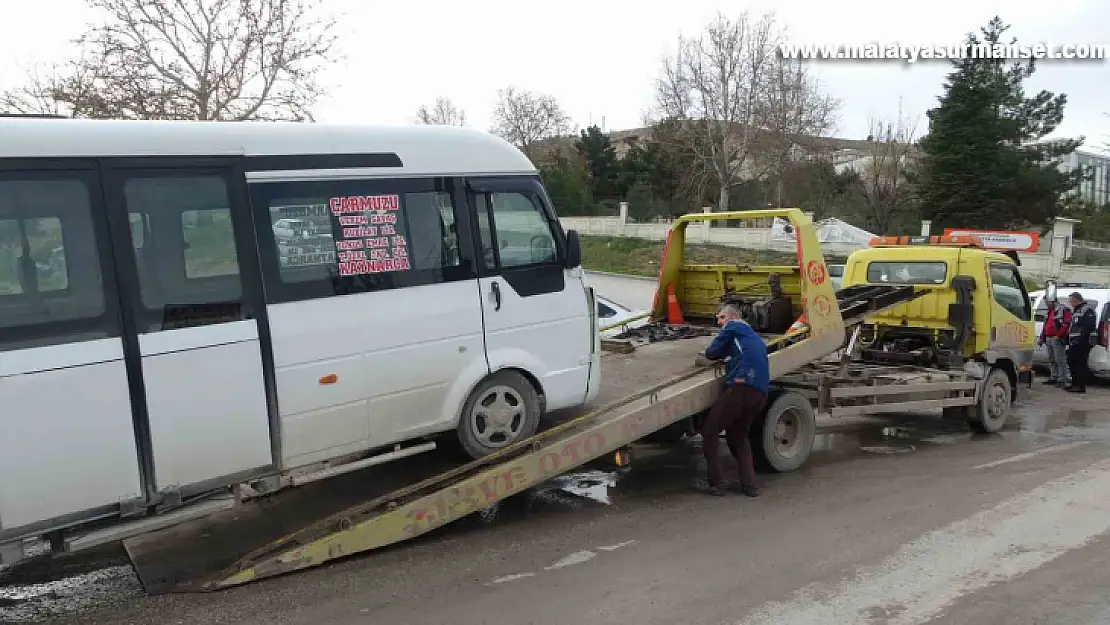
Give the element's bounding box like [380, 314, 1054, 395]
[1037, 298, 1072, 387]
[697, 304, 770, 497]
[1065, 292, 1098, 393]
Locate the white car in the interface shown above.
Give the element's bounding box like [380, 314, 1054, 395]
[828, 263, 845, 291]
[1031, 284, 1110, 379]
[597, 295, 650, 338]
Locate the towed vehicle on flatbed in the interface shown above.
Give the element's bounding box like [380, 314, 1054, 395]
[118, 210, 1034, 594]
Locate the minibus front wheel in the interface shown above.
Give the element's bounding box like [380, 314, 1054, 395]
[456, 370, 543, 459]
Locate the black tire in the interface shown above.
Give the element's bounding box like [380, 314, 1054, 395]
[455, 371, 542, 459]
[966, 367, 1012, 433]
[751, 391, 816, 473]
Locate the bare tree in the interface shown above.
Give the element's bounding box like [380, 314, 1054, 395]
[1, 67, 71, 117]
[1, 0, 337, 121]
[653, 11, 837, 211]
[490, 86, 572, 161]
[763, 56, 840, 205]
[415, 96, 466, 126]
[0, 57, 114, 118]
[848, 111, 920, 233]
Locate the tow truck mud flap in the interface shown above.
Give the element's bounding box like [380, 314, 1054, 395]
[124, 367, 718, 594]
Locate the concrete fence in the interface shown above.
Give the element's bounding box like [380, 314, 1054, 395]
[560, 207, 1110, 286]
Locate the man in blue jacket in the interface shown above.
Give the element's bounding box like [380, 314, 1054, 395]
[698, 304, 771, 497]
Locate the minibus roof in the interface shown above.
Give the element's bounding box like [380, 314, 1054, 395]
[0, 118, 537, 178]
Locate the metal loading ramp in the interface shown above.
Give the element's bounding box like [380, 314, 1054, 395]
[123, 283, 920, 594]
[125, 367, 716, 594]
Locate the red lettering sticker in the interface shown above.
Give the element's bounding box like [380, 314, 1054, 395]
[806, 261, 826, 286]
[337, 250, 367, 262]
[338, 215, 368, 226]
[561, 440, 583, 464]
[477, 474, 501, 502]
[450, 486, 481, 516]
[540, 452, 561, 474]
[583, 433, 605, 456]
[335, 239, 364, 250]
[329, 195, 400, 214]
[343, 227, 377, 239]
[381, 225, 396, 235]
[814, 294, 832, 317]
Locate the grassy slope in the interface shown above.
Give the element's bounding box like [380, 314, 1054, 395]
[579, 234, 810, 277]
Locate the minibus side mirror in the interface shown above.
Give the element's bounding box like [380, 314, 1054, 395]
[564, 230, 582, 269]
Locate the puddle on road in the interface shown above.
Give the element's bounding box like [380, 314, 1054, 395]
[808, 425, 976, 463]
[1018, 406, 1110, 443]
[543, 470, 619, 505]
[463, 468, 623, 528]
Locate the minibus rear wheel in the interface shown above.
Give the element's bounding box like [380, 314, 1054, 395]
[456, 370, 542, 459]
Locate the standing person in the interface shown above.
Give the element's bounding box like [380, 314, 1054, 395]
[1066, 292, 1097, 394]
[1038, 298, 1072, 388]
[697, 304, 770, 497]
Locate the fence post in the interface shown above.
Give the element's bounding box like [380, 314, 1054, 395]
[618, 201, 629, 236]
[702, 206, 712, 243]
[921, 220, 931, 237]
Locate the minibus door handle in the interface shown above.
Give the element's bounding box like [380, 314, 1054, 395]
[491, 281, 502, 311]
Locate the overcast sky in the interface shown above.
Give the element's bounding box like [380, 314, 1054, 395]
[2, 0, 1107, 153]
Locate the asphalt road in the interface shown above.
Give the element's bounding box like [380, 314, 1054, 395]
[5, 377, 1110, 625]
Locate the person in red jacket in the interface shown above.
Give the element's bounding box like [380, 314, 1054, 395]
[1038, 298, 1072, 388]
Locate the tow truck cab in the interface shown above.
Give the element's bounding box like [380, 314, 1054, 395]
[841, 235, 1035, 399]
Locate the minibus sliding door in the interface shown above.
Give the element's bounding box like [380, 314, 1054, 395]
[100, 160, 276, 497]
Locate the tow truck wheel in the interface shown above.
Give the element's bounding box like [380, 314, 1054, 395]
[752, 391, 816, 473]
[966, 367, 1011, 434]
[456, 371, 542, 459]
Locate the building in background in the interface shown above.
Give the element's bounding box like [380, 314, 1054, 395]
[1058, 148, 1110, 207]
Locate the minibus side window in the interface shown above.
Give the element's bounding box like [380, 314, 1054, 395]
[120, 175, 245, 332]
[0, 175, 115, 351]
[250, 177, 476, 303]
[483, 191, 557, 269]
[181, 208, 238, 279]
[0, 217, 68, 294]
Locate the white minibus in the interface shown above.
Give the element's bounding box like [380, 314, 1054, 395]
[0, 118, 600, 558]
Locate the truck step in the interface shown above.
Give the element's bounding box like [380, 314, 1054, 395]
[68, 494, 236, 553]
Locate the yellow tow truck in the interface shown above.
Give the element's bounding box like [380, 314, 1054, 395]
[841, 235, 1036, 432]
